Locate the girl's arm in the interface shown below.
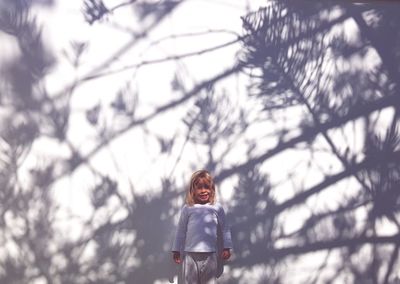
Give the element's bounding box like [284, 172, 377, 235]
[221, 248, 231, 260]
[171, 206, 188, 264]
[172, 251, 182, 264]
[217, 205, 233, 253]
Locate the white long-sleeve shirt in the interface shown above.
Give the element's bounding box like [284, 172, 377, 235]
[172, 203, 233, 253]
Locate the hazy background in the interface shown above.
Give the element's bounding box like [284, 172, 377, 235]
[1, 0, 400, 283]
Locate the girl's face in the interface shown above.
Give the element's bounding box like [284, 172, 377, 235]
[193, 178, 212, 204]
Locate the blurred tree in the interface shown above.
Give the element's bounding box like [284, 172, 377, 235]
[226, 1, 400, 283]
[1, 0, 400, 283]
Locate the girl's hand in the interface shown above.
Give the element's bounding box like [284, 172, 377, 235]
[172, 251, 182, 264]
[221, 248, 231, 260]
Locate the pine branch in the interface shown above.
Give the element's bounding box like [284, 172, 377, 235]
[268, 234, 400, 259]
[215, 93, 399, 183]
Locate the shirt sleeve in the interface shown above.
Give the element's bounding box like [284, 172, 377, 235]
[217, 204, 233, 249]
[171, 206, 188, 252]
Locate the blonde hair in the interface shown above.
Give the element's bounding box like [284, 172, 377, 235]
[186, 170, 216, 206]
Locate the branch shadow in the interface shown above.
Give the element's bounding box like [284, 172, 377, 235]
[1, 0, 400, 283]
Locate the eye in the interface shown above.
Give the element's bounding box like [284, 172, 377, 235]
[195, 183, 210, 190]
[199, 184, 210, 189]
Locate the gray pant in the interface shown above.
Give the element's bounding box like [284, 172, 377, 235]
[183, 252, 217, 284]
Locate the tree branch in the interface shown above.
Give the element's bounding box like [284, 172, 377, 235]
[268, 234, 400, 259]
[215, 93, 398, 183]
[49, 62, 246, 186]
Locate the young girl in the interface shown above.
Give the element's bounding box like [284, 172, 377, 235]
[172, 170, 233, 283]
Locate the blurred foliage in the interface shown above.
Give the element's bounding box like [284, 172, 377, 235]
[1, 0, 400, 283]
